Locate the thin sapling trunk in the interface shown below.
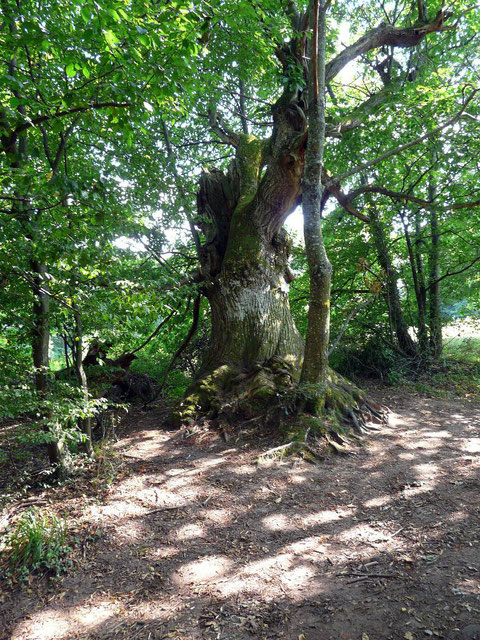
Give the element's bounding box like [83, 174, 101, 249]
[73, 304, 93, 457]
[300, 0, 332, 392]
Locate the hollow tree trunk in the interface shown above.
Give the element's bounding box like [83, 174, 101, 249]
[188, 142, 384, 436]
[197, 142, 304, 378]
[172, 3, 450, 436]
[183, 60, 382, 440]
[203, 261, 304, 375]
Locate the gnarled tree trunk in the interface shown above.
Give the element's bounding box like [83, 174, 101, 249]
[196, 119, 306, 380]
[177, 61, 383, 444]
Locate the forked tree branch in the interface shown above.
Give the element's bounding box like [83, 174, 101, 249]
[325, 9, 454, 82]
[327, 185, 371, 223]
[426, 255, 480, 291]
[130, 304, 180, 355]
[345, 184, 480, 212]
[3, 101, 130, 153]
[327, 89, 478, 186]
[208, 107, 240, 147]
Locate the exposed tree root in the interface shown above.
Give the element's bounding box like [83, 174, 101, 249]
[170, 357, 388, 459]
[254, 440, 325, 464]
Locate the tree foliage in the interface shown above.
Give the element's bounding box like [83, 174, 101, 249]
[1, 0, 479, 468]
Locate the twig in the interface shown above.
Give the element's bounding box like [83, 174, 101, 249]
[148, 505, 187, 513]
[129, 304, 180, 355]
[341, 572, 394, 581]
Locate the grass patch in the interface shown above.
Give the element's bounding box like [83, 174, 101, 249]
[1, 508, 72, 585]
[443, 336, 480, 364]
[400, 358, 480, 400]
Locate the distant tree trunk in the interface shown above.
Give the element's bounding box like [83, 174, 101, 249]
[413, 209, 429, 357]
[369, 209, 417, 356]
[73, 305, 93, 456]
[428, 177, 442, 358]
[62, 334, 71, 369]
[31, 261, 50, 395]
[401, 210, 428, 358]
[31, 260, 64, 468]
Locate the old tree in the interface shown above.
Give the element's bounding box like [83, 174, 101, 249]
[1, 0, 478, 465]
[172, 0, 474, 440]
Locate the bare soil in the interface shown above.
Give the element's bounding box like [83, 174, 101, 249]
[1, 387, 479, 640]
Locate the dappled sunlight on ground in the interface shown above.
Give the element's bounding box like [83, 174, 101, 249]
[173, 555, 234, 584]
[17, 599, 119, 640]
[464, 438, 480, 453]
[1, 389, 479, 640]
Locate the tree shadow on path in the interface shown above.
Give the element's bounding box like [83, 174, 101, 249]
[1, 389, 479, 640]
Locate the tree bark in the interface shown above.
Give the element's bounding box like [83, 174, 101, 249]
[300, 0, 332, 389]
[413, 208, 429, 357]
[31, 260, 64, 467]
[197, 157, 304, 377]
[369, 209, 417, 356]
[428, 175, 442, 358]
[401, 210, 428, 358]
[73, 305, 93, 457]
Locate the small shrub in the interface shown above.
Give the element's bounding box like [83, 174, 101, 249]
[331, 336, 407, 383]
[1, 508, 72, 584]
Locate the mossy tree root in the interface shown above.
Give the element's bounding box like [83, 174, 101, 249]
[170, 356, 296, 428]
[170, 358, 388, 457]
[289, 370, 388, 454]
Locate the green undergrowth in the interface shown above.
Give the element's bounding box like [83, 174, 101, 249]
[399, 359, 480, 400]
[331, 333, 480, 400]
[0, 508, 72, 586]
[443, 336, 480, 364]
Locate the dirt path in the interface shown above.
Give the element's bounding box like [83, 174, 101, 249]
[1, 389, 479, 640]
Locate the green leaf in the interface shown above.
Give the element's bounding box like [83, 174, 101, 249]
[104, 29, 119, 47]
[66, 63, 76, 77]
[108, 8, 120, 22]
[131, 48, 143, 62]
[80, 6, 90, 22]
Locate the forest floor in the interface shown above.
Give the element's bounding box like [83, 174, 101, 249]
[1, 386, 480, 640]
